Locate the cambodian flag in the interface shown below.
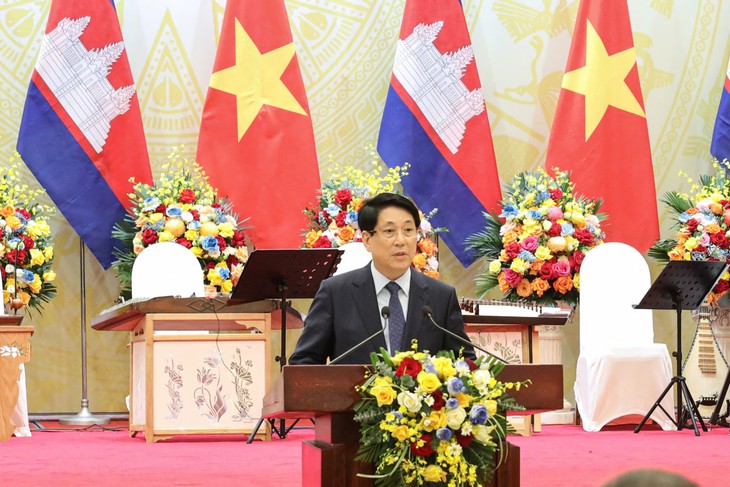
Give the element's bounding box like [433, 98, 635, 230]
[17, 0, 152, 269]
[711, 57, 730, 164]
[377, 0, 502, 267]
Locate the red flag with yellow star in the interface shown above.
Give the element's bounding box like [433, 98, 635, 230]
[545, 0, 658, 252]
[196, 0, 320, 248]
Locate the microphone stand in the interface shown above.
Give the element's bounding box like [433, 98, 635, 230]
[423, 307, 508, 364]
[329, 306, 389, 365]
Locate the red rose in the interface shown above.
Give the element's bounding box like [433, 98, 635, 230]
[313, 235, 332, 248]
[155, 204, 166, 214]
[6, 249, 27, 265]
[455, 433, 473, 447]
[206, 261, 217, 270]
[410, 435, 434, 457]
[335, 211, 348, 228]
[539, 262, 554, 280]
[320, 211, 332, 226]
[430, 389, 445, 411]
[334, 189, 353, 209]
[16, 208, 32, 220]
[695, 245, 707, 254]
[395, 357, 422, 379]
[212, 202, 221, 209]
[464, 357, 478, 371]
[178, 188, 196, 204]
[216, 236, 227, 252]
[189, 209, 200, 221]
[548, 188, 563, 201]
[711, 232, 729, 248]
[0, 267, 5, 281]
[23, 235, 35, 251]
[142, 228, 159, 245]
[176, 237, 192, 249]
[570, 250, 585, 272]
[573, 228, 594, 245]
[505, 242, 522, 259]
[232, 230, 246, 248]
[546, 223, 562, 237]
[687, 219, 699, 232]
[226, 256, 240, 267]
[714, 279, 730, 294]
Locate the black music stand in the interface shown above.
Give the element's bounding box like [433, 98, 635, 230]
[230, 248, 342, 442]
[633, 260, 727, 436]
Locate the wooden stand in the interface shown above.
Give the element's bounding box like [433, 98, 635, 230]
[263, 364, 562, 487]
[92, 298, 302, 442]
[0, 321, 33, 442]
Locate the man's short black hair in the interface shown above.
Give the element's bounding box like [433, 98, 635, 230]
[358, 193, 421, 233]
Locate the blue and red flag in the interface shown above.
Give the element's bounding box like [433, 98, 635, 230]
[377, 0, 502, 267]
[711, 57, 730, 163]
[17, 0, 152, 269]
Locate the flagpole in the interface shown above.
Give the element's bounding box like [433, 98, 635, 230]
[60, 240, 109, 426]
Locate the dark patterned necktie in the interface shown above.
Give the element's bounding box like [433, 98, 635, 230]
[386, 281, 405, 353]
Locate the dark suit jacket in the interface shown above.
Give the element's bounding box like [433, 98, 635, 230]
[289, 264, 475, 364]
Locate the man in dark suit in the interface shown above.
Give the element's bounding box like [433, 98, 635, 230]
[289, 193, 475, 365]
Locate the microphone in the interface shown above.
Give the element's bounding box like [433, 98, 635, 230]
[328, 306, 389, 365]
[422, 305, 508, 364]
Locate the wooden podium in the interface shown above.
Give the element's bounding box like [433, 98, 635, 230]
[93, 297, 303, 442]
[262, 364, 563, 487]
[0, 317, 33, 442]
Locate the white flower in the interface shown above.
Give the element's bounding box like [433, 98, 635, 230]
[447, 442, 463, 457]
[471, 369, 492, 394]
[460, 422, 473, 436]
[397, 391, 422, 413]
[423, 395, 435, 407]
[419, 219, 432, 234]
[445, 407, 467, 430]
[181, 211, 194, 223]
[426, 256, 439, 271]
[472, 424, 490, 444]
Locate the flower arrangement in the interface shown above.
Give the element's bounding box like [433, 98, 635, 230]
[302, 150, 445, 278]
[648, 162, 730, 303]
[0, 157, 56, 313]
[354, 343, 525, 486]
[112, 147, 250, 297]
[466, 169, 604, 306]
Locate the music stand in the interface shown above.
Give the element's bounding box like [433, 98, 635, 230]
[229, 248, 342, 442]
[633, 260, 727, 436]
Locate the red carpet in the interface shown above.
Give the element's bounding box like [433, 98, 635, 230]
[2, 422, 727, 486]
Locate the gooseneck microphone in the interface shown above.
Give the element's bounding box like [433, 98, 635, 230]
[328, 306, 390, 365]
[422, 305, 508, 364]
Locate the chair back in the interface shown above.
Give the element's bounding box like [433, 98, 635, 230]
[131, 242, 205, 299]
[579, 242, 654, 353]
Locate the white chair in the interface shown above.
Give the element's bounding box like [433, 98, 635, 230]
[575, 242, 675, 431]
[2, 274, 31, 437]
[131, 242, 205, 299]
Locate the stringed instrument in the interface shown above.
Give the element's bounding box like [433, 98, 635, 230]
[682, 302, 730, 418]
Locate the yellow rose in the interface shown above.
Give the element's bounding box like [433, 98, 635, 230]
[158, 230, 174, 242]
[29, 248, 45, 266]
[6, 215, 22, 230]
[534, 246, 552, 261]
[392, 425, 410, 442]
[44, 247, 54, 261]
[422, 465, 446, 483]
[149, 213, 164, 224]
[486, 399, 498, 416]
[305, 230, 321, 248]
[488, 260, 501, 274]
[509, 257, 528, 274]
[28, 275, 42, 294]
[218, 222, 235, 238]
[456, 392, 471, 408]
[571, 212, 585, 225]
[472, 424, 493, 445]
[573, 273, 580, 290]
[43, 270, 56, 282]
[1, 205, 14, 218]
[420, 410, 446, 431]
[684, 237, 698, 250]
[190, 247, 203, 258]
[547, 236, 567, 253]
[207, 269, 223, 286]
[27, 220, 51, 239]
[445, 407, 467, 429]
[370, 380, 397, 407]
[221, 280, 233, 294]
[416, 371, 441, 393]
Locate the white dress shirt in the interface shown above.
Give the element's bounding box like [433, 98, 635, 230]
[370, 263, 411, 354]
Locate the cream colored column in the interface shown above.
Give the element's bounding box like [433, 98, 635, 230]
[537, 324, 575, 425]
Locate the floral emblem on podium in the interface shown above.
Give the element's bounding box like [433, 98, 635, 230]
[0, 157, 56, 313]
[466, 169, 604, 306]
[649, 162, 730, 303]
[112, 147, 250, 297]
[302, 150, 445, 278]
[354, 343, 525, 485]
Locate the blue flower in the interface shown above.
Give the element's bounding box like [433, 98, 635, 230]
[560, 222, 575, 236]
[218, 267, 230, 280]
[188, 220, 201, 230]
[499, 205, 519, 220]
[201, 236, 220, 253]
[345, 211, 358, 226]
[445, 398, 460, 409]
[527, 210, 542, 220]
[424, 363, 437, 374]
[447, 377, 465, 396]
[166, 207, 182, 218]
[517, 250, 536, 262]
[142, 197, 161, 212]
[436, 427, 452, 441]
[469, 404, 488, 425]
[325, 203, 341, 217]
[18, 269, 35, 284]
[678, 211, 692, 224]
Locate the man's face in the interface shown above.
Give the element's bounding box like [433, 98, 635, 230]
[362, 206, 418, 280]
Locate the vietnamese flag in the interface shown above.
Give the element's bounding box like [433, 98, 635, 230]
[545, 0, 658, 253]
[196, 0, 320, 248]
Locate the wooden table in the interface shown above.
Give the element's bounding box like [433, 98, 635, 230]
[0, 319, 33, 442]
